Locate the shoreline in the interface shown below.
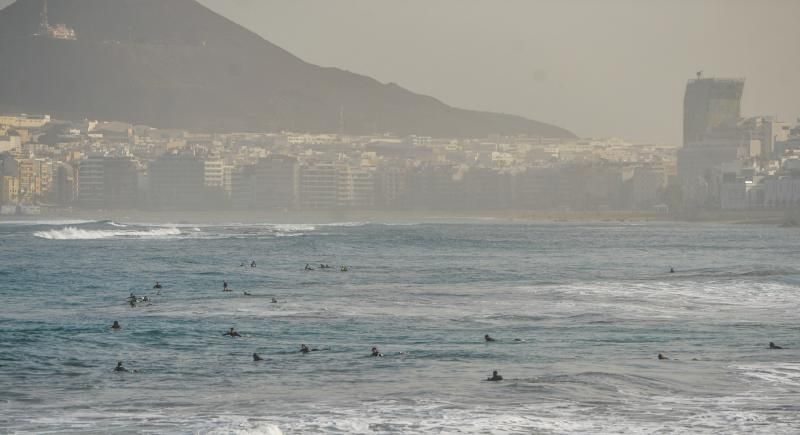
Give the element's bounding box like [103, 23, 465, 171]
[1, 208, 797, 226]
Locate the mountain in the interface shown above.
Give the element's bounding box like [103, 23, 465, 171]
[0, 0, 575, 138]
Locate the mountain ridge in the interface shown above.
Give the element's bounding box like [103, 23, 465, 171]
[0, 0, 576, 138]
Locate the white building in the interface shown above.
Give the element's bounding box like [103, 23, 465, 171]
[338, 166, 375, 208]
[0, 135, 22, 153]
[204, 160, 224, 189]
[298, 162, 339, 209]
[0, 114, 50, 129]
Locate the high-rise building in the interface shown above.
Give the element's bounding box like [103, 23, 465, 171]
[203, 159, 228, 206]
[77, 155, 105, 207]
[149, 154, 205, 209]
[230, 156, 298, 210]
[376, 165, 408, 209]
[77, 156, 138, 208]
[298, 162, 339, 209]
[53, 163, 76, 206]
[683, 77, 745, 146]
[204, 160, 224, 190]
[103, 157, 138, 209]
[679, 76, 746, 185]
[338, 166, 375, 209]
[17, 159, 44, 204]
[0, 175, 19, 205]
[253, 155, 297, 210]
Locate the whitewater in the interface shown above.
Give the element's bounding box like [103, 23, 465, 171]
[1, 220, 799, 434]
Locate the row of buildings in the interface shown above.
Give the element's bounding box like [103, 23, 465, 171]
[0, 150, 674, 212]
[2, 73, 799, 215]
[0, 112, 676, 213]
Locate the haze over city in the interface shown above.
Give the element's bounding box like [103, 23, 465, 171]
[185, 1, 800, 143]
[3, 0, 795, 143]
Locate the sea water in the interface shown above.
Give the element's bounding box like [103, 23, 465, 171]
[1, 220, 799, 434]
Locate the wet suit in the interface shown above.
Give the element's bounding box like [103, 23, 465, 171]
[487, 371, 503, 381]
[224, 329, 242, 337]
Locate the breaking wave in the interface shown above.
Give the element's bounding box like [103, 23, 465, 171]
[270, 224, 316, 233]
[33, 226, 182, 240]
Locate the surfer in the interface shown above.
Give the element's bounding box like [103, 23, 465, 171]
[153, 281, 162, 289]
[114, 361, 129, 372]
[223, 281, 230, 292]
[484, 334, 496, 342]
[243, 291, 252, 296]
[371, 347, 383, 357]
[223, 328, 242, 337]
[271, 297, 278, 303]
[300, 344, 318, 353]
[658, 353, 669, 360]
[769, 342, 784, 349]
[253, 353, 264, 361]
[111, 321, 121, 330]
[669, 267, 675, 273]
[251, 261, 256, 268]
[487, 370, 503, 381]
[340, 265, 348, 272]
[305, 264, 314, 271]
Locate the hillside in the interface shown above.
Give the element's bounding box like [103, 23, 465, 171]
[0, 0, 575, 137]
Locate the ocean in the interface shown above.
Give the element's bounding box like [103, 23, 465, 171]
[1, 219, 799, 434]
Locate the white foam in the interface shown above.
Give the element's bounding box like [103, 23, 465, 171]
[33, 226, 181, 240]
[204, 421, 284, 435]
[270, 224, 316, 233]
[736, 363, 800, 387]
[319, 221, 370, 227]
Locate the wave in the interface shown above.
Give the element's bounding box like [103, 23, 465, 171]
[33, 226, 182, 240]
[736, 363, 800, 387]
[205, 421, 284, 435]
[270, 224, 316, 233]
[667, 267, 800, 279]
[318, 221, 370, 227]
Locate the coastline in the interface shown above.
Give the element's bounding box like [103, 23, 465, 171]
[2, 208, 797, 226]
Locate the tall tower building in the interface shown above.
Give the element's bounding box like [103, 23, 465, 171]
[40, 0, 49, 34]
[683, 76, 745, 146]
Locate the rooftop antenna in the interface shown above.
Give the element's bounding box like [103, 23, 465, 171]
[339, 105, 345, 135]
[40, 0, 49, 32]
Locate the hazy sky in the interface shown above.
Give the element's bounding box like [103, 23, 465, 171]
[6, 0, 799, 143]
